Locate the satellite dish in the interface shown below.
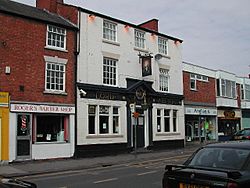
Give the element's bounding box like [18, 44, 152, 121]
[154, 54, 163, 60]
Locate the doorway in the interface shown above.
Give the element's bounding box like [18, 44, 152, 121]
[16, 114, 31, 160]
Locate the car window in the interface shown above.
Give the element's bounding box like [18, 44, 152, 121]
[188, 147, 250, 170]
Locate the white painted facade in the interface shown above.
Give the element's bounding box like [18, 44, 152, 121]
[76, 11, 184, 150]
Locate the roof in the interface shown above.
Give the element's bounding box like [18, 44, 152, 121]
[70, 5, 183, 42]
[205, 141, 250, 150]
[0, 0, 77, 29]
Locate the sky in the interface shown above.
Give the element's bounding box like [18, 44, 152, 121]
[13, 0, 250, 77]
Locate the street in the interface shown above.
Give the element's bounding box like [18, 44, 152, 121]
[18, 154, 190, 188]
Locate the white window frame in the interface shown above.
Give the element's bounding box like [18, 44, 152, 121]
[103, 57, 117, 86]
[190, 74, 196, 90]
[87, 104, 120, 135]
[46, 25, 66, 50]
[103, 20, 117, 42]
[134, 30, 145, 49]
[158, 37, 168, 55]
[220, 79, 236, 98]
[243, 84, 250, 100]
[159, 68, 169, 92]
[44, 56, 67, 93]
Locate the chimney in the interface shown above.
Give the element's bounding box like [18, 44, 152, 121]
[36, 0, 63, 13]
[138, 19, 159, 32]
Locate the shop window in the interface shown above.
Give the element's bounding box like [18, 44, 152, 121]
[35, 115, 69, 143]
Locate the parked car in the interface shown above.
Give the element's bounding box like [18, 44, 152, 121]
[231, 128, 250, 140]
[162, 141, 250, 188]
[0, 177, 36, 188]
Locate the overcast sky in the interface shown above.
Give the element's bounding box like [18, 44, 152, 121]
[13, 0, 250, 77]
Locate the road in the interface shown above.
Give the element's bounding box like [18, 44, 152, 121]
[18, 154, 191, 188]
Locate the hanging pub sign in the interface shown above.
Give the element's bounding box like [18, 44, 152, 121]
[141, 55, 152, 77]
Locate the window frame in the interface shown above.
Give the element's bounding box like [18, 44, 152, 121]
[87, 104, 121, 136]
[190, 74, 197, 90]
[134, 29, 146, 49]
[103, 20, 117, 42]
[103, 57, 117, 86]
[219, 79, 236, 98]
[156, 109, 178, 134]
[158, 37, 168, 55]
[46, 25, 66, 50]
[159, 68, 169, 92]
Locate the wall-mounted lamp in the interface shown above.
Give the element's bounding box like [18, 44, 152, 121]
[124, 25, 130, 32]
[88, 14, 96, 21]
[174, 40, 181, 45]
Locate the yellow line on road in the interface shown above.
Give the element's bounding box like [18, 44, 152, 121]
[93, 178, 118, 184]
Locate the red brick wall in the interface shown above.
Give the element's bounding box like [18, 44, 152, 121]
[0, 13, 76, 104]
[183, 71, 216, 105]
[57, 4, 78, 25]
[139, 19, 158, 32]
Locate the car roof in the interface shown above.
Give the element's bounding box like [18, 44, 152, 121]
[204, 141, 250, 150]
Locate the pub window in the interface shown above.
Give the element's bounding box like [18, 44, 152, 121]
[99, 106, 109, 134]
[173, 110, 177, 132]
[88, 105, 96, 134]
[35, 115, 69, 143]
[157, 109, 161, 132]
[164, 109, 170, 132]
[113, 107, 119, 134]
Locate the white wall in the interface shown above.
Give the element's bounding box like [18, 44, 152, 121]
[78, 12, 183, 95]
[183, 62, 216, 78]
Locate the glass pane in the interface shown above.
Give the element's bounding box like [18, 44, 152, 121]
[99, 116, 109, 134]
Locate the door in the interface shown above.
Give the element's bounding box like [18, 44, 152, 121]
[16, 114, 31, 160]
[136, 116, 145, 148]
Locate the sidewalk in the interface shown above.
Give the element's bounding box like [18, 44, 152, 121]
[0, 142, 203, 178]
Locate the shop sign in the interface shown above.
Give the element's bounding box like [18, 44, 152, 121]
[224, 110, 235, 119]
[185, 107, 217, 116]
[0, 92, 9, 107]
[10, 104, 75, 114]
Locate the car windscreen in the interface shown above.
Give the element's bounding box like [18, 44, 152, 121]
[188, 147, 250, 170]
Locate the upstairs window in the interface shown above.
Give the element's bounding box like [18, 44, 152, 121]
[243, 84, 250, 100]
[135, 30, 145, 49]
[190, 74, 196, 90]
[103, 57, 117, 86]
[219, 79, 236, 98]
[158, 37, 168, 55]
[103, 20, 117, 42]
[45, 62, 65, 92]
[46, 25, 66, 50]
[159, 68, 169, 92]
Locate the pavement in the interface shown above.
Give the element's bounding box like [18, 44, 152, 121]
[0, 142, 205, 178]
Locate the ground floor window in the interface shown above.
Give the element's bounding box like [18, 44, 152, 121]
[88, 105, 120, 135]
[185, 115, 216, 141]
[33, 115, 69, 143]
[157, 108, 178, 133]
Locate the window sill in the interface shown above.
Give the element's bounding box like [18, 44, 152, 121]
[45, 46, 68, 53]
[102, 39, 120, 46]
[86, 134, 123, 139]
[156, 132, 181, 136]
[43, 90, 68, 96]
[33, 141, 68, 144]
[158, 53, 171, 59]
[190, 88, 198, 92]
[134, 47, 149, 53]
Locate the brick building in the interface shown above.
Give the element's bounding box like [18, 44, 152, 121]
[183, 62, 217, 142]
[0, 0, 77, 162]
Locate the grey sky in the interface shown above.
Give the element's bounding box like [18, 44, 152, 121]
[13, 0, 250, 77]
